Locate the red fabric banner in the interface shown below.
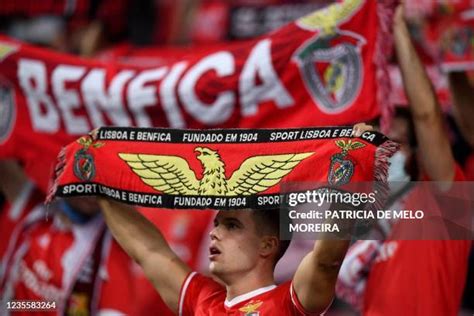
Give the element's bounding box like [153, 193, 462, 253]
[0, 0, 395, 192]
[425, 11, 474, 71]
[405, 0, 474, 71]
[404, 0, 474, 19]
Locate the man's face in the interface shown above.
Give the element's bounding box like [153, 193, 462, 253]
[208, 210, 262, 280]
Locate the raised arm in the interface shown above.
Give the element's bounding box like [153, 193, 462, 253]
[448, 71, 474, 147]
[293, 238, 350, 313]
[291, 124, 371, 313]
[97, 198, 190, 313]
[394, 5, 455, 182]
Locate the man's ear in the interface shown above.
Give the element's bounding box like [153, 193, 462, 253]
[260, 236, 279, 258]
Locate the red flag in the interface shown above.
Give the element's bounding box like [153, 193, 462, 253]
[0, 0, 395, 192]
[406, 0, 474, 71]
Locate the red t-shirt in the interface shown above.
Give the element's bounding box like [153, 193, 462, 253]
[363, 166, 471, 316]
[97, 237, 137, 314]
[179, 272, 323, 316]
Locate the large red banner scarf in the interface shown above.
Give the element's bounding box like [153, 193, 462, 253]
[0, 0, 395, 192]
[405, 0, 474, 71]
[48, 127, 397, 210]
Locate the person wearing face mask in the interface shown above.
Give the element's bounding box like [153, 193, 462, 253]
[336, 4, 471, 316]
[385, 107, 416, 196]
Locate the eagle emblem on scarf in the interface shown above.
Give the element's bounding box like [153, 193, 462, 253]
[119, 147, 313, 196]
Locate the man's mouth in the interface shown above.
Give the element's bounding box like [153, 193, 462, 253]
[209, 246, 221, 260]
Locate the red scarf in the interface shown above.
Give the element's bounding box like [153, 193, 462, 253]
[405, 0, 474, 71]
[426, 12, 474, 71]
[48, 126, 397, 209]
[0, 0, 396, 193]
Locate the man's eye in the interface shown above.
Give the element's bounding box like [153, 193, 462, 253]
[227, 223, 238, 229]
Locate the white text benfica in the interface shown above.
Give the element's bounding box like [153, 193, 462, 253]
[62, 184, 163, 205]
[18, 38, 294, 134]
[270, 129, 376, 142]
[99, 130, 171, 142]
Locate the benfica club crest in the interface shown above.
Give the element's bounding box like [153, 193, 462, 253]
[328, 140, 365, 186]
[294, 0, 366, 113]
[73, 136, 104, 181]
[294, 32, 366, 113]
[239, 300, 263, 316]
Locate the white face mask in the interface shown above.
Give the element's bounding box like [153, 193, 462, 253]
[387, 151, 411, 195]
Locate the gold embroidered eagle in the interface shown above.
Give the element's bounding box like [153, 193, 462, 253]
[118, 147, 314, 196]
[298, 0, 362, 35]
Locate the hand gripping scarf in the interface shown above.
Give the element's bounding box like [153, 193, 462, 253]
[47, 127, 397, 210]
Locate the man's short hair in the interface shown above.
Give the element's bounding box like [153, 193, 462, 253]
[250, 208, 291, 265]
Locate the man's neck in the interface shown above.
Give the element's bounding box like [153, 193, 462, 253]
[225, 268, 275, 302]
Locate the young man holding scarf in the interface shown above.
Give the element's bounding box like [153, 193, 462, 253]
[90, 123, 373, 316]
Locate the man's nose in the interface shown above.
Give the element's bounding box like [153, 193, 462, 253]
[209, 227, 220, 241]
